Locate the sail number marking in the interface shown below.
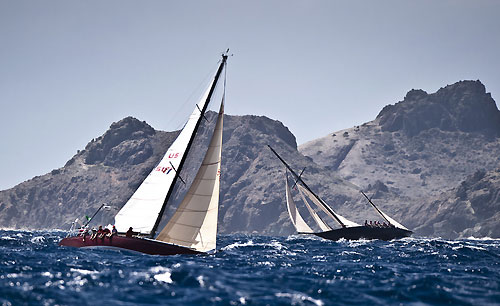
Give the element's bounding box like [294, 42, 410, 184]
[155, 166, 173, 175]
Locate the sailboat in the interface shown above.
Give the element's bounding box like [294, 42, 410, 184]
[59, 53, 229, 255]
[269, 146, 412, 241]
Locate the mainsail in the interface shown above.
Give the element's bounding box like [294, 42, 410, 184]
[285, 177, 314, 233]
[115, 56, 227, 235]
[156, 101, 224, 252]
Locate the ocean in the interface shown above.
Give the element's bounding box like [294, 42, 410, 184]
[1, 230, 499, 305]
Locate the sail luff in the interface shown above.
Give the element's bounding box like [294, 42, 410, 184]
[285, 175, 314, 233]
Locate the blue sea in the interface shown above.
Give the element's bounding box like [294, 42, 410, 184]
[1, 230, 499, 305]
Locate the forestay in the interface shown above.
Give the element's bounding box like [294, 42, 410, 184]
[114, 75, 218, 235]
[155, 101, 224, 252]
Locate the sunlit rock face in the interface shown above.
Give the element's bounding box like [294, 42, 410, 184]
[377, 80, 500, 137]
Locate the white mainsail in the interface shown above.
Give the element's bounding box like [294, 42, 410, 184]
[285, 178, 314, 233]
[114, 69, 221, 235]
[295, 184, 331, 231]
[296, 184, 360, 228]
[155, 101, 224, 252]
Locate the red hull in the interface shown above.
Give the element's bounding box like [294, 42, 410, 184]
[59, 235, 202, 256]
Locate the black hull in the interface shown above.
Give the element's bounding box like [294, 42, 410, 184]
[312, 226, 412, 241]
[59, 235, 202, 256]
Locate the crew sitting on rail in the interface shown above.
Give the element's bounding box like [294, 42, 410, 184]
[100, 227, 111, 239]
[126, 227, 139, 238]
[90, 227, 98, 240]
[94, 226, 104, 239]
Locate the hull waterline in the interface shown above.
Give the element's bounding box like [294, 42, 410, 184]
[312, 226, 412, 241]
[59, 235, 202, 256]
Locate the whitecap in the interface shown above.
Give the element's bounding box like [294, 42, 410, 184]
[70, 268, 98, 275]
[465, 236, 500, 241]
[154, 271, 173, 284]
[30, 236, 45, 244]
[1, 236, 16, 240]
[196, 275, 205, 287]
[221, 240, 255, 250]
[150, 266, 173, 284]
[452, 244, 487, 251]
[275, 292, 324, 306]
[285, 234, 319, 241]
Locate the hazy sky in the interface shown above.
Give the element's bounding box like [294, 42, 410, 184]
[1, 0, 499, 190]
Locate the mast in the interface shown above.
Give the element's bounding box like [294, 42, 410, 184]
[149, 53, 228, 238]
[268, 145, 346, 228]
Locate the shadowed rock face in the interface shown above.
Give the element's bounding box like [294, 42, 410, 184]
[377, 81, 500, 137]
[0, 112, 306, 235]
[83, 117, 156, 166]
[1, 80, 499, 238]
[411, 168, 500, 239]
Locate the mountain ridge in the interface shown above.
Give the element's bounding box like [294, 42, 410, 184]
[1, 79, 499, 238]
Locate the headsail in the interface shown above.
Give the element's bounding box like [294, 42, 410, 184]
[285, 176, 314, 233]
[114, 55, 227, 235]
[155, 100, 224, 252]
[296, 184, 360, 228]
[361, 191, 409, 230]
[295, 183, 331, 231]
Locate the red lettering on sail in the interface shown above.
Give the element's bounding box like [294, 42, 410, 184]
[168, 153, 180, 159]
[155, 166, 172, 175]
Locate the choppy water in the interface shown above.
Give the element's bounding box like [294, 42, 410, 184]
[1, 230, 499, 305]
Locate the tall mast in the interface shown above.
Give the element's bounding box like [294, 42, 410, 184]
[149, 53, 228, 238]
[267, 145, 346, 228]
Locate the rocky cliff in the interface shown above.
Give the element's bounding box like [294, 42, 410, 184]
[409, 168, 500, 238]
[0, 112, 312, 235]
[1, 80, 499, 238]
[299, 80, 500, 238]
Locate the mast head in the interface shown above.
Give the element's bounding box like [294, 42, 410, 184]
[222, 49, 232, 61]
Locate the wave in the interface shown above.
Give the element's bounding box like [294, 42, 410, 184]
[1, 230, 499, 305]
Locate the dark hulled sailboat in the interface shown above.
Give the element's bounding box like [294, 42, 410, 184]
[269, 146, 412, 241]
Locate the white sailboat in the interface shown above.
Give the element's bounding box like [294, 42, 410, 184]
[59, 52, 229, 255]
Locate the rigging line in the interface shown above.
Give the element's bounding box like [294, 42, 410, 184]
[165, 61, 221, 132]
[169, 161, 186, 185]
[291, 167, 306, 190]
[360, 190, 392, 225]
